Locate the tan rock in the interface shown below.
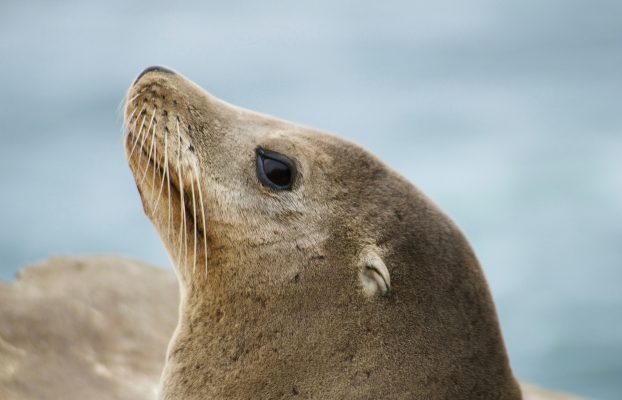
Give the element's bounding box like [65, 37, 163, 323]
[0, 256, 177, 400]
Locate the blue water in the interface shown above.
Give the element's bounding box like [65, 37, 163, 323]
[1, 1, 621, 398]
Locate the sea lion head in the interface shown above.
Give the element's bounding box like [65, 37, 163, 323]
[124, 66, 522, 399]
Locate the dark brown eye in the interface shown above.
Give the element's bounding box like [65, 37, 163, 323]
[256, 147, 296, 190]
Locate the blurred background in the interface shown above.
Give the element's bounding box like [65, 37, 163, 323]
[1, 0, 620, 398]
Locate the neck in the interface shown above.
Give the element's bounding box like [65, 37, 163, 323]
[160, 252, 521, 400]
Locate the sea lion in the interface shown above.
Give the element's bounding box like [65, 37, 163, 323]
[123, 66, 523, 399]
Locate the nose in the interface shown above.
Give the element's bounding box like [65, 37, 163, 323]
[134, 65, 175, 84]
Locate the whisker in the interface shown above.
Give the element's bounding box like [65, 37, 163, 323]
[125, 93, 141, 108]
[176, 119, 188, 271]
[117, 97, 126, 115]
[136, 109, 157, 169]
[140, 119, 157, 184]
[128, 107, 150, 159]
[150, 121, 159, 191]
[182, 177, 188, 267]
[124, 106, 139, 130]
[122, 106, 141, 148]
[118, 91, 142, 115]
[153, 129, 168, 215]
[165, 132, 172, 238]
[124, 104, 143, 137]
[194, 160, 208, 275]
[139, 112, 157, 182]
[190, 168, 198, 274]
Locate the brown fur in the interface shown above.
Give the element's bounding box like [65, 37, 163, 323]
[123, 67, 522, 399]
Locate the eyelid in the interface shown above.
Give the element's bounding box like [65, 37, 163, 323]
[255, 147, 297, 190]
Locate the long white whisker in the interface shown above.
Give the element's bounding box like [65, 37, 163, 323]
[127, 114, 146, 157]
[124, 106, 138, 130]
[140, 119, 157, 184]
[130, 106, 147, 136]
[117, 97, 126, 115]
[126, 93, 141, 107]
[165, 132, 172, 238]
[190, 169, 198, 274]
[177, 119, 187, 272]
[124, 105, 143, 139]
[136, 109, 157, 168]
[150, 122, 159, 191]
[194, 160, 208, 275]
[182, 176, 188, 267]
[153, 129, 168, 214]
[128, 107, 150, 159]
[122, 106, 140, 148]
[118, 92, 142, 114]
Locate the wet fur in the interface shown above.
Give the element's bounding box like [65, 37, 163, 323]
[124, 69, 522, 399]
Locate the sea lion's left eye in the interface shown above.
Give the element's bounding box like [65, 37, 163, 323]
[256, 147, 296, 190]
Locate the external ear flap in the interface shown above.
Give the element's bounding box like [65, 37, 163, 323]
[359, 247, 391, 297]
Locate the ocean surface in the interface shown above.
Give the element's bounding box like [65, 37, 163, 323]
[1, 1, 621, 398]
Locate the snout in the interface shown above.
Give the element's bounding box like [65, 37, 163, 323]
[133, 65, 175, 85]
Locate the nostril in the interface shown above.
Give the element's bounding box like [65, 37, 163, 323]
[134, 65, 175, 84]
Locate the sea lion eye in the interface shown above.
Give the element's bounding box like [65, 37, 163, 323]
[256, 147, 296, 190]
